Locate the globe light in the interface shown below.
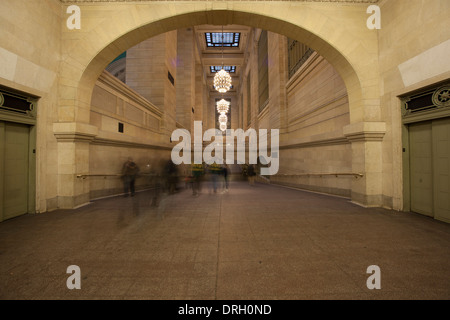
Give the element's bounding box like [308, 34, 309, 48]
[216, 99, 230, 114]
[213, 69, 232, 93]
[218, 114, 228, 124]
[220, 123, 227, 131]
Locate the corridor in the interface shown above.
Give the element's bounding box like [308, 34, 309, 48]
[1, 181, 449, 300]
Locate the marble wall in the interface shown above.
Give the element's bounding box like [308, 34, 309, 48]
[89, 71, 171, 199]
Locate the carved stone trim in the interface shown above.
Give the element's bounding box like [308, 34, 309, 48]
[91, 137, 172, 150]
[343, 122, 386, 142]
[432, 86, 450, 107]
[53, 122, 98, 143]
[280, 136, 349, 149]
[53, 132, 97, 143]
[344, 131, 386, 142]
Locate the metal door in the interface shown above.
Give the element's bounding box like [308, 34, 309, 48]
[432, 118, 450, 223]
[0, 121, 30, 221]
[409, 121, 434, 217]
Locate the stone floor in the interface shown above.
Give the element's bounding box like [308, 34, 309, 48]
[1, 181, 450, 300]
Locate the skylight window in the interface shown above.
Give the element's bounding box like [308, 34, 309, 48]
[205, 32, 240, 47]
[210, 66, 236, 73]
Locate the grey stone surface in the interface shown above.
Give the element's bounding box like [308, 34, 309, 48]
[0, 181, 449, 300]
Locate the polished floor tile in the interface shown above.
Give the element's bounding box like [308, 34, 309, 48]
[0, 181, 449, 300]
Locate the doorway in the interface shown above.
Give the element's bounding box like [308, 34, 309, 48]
[0, 121, 33, 221]
[409, 117, 450, 223]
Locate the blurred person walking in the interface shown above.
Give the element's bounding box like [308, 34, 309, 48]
[164, 159, 179, 194]
[222, 164, 229, 192]
[247, 164, 256, 186]
[191, 163, 204, 196]
[122, 157, 140, 196]
[209, 162, 222, 193]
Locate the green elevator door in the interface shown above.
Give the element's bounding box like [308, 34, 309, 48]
[0, 121, 30, 221]
[409, 121, 434, 217]
[409, 118, 450, 223]
[432, 118, 450, 223]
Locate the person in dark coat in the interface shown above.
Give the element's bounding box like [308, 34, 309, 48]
[222, 164, 229, 192]
[122, 157, 140, 196]
[191, 163, 204, 196]
[247, 164, 256, 186]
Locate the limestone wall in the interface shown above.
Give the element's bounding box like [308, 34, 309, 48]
[126, 31, 178, 139]
[251, 31, 352, 197]
[176, 28, 196, 132]
[378, 0, 450, 210]
[0, 0, 62, 212]
[89, 71, 171, 199]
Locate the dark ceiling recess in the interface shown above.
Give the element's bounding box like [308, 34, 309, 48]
[205, 32, 240, 47]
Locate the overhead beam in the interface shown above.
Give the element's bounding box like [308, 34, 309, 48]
[201, 53, 244, 66]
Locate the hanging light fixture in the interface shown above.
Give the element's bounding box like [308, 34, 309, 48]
[214, 69, 232, 93]
[217, 99, 229, 132]
[218, 111, 228, 132]
[213, 26, 232, 93]
[218, 114, 228, 124]
[219, 123, 227, 132]
[216, 99, 230, 114]
[217, 103, 228, 132]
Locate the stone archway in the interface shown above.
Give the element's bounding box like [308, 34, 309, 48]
[54, 2, 385, 208]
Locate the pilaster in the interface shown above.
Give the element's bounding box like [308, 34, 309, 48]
[53, 122, 98, 209]
[344, 122, 386, 207]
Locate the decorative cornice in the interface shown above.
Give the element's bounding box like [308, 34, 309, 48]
[91, 137, 172, 150]
[343, 122, 386, 142]
[402, 108, 450, 125]
[53, 122, 98, 143]
[344, 131, 386, 142]
[280, 136, 349, 149]
[54, 132, 98, 143]
[0, 110, 37, 126]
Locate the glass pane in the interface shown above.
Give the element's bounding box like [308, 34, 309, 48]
[210, 66, 236, 73]
[205, 33, 240, 47]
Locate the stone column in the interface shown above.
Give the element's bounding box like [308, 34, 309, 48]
[250, 36, 259, 130]
[176, 28, 195, 132]
[344, 122, 386, 207]
[53, 122, 98, 209]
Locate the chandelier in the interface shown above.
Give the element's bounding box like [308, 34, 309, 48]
[218, 114, 228, 123]
[213, 27, 232, 93]
[214, 69, 232, 93]
[219, 123, 227, 132]
[216, 99, 229, 132]
[216, 99, 230, 114]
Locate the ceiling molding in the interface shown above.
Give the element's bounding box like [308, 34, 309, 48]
[201, 53, 245, 66]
